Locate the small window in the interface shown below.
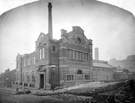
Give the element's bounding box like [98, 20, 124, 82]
[77, 37, 81, 43]
[85, 75, 90, 80]
[51, 45, 57, 53]
[75, 51, 78, 60]
[66, 75, 74, 81]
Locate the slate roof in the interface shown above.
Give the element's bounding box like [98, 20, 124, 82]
[93, 61, 114, 68]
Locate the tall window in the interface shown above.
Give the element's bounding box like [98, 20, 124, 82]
[86, 53, 89, 61]
[67, 49, 89, 61]
[76, 51, 78, 60]
[66, 75, 74, 81]
[68, 49, 71, 59]
[81, 52, 83, 60]
[78, 51, 81, 60]
[42, 48, 45, 59]
[73, 50, 75, 59]
[75, 51, 77, 60]
[27, 58, 30, 66]
[84, 53, 87, 61]
[39, 49, 42, 60]
[33, 56, 35, 64]
[71, 50, 73, 59]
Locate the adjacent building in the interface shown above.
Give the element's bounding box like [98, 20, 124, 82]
[92, 60, 116, 81]
[15, 2, 93, 90]
[109, 54, 135, 72]
[92, 48, 116, 81]
[0, 69, 16, 88]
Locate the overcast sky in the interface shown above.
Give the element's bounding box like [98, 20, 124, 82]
[0, 0, 135, 73]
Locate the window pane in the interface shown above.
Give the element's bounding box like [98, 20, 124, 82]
[73, 50, 75, 59]
[81, 52, 83, 60]
[78, 51, 80, 60]
[40, 49, 41, 60]
[42, 48, 44, 59]
[71, 50, 73, 59]
[67, 75, 74, 81]
[75, 51, 76, 60]
[87, 53, 89, 61]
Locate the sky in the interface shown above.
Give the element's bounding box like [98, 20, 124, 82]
[0, 0, 135, 73]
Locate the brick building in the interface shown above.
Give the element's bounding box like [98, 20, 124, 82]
[92, 60, 116, 81]
[15, 2, 93, 90]
[92, 48, 116, 81]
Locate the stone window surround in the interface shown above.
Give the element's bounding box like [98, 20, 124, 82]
[67, 48, 90, 61]
[66, 74, 75, 82]
[39, 47, 45, 60]
[84, 74, 90, 80]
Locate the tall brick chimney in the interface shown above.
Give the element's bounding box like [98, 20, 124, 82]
[95, 48, 99, 60]
[48, 2, 53, 39]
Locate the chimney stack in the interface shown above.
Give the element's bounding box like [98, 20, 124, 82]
[95, 48, 99, 60]
[48, 2, 53, 39]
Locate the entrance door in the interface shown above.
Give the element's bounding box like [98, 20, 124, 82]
[40, 74, 44, 89]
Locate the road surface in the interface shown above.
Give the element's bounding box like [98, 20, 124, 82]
[0, 88, 65, 103]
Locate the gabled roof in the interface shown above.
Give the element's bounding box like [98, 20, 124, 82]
[93, 61, 114, 68]
[36, 32, 46, 42]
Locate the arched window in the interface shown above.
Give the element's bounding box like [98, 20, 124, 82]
[77, 37, 81, 43]
[77, 70, 83, 74]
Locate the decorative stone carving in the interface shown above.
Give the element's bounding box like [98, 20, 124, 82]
[61, 26, 91, 47]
